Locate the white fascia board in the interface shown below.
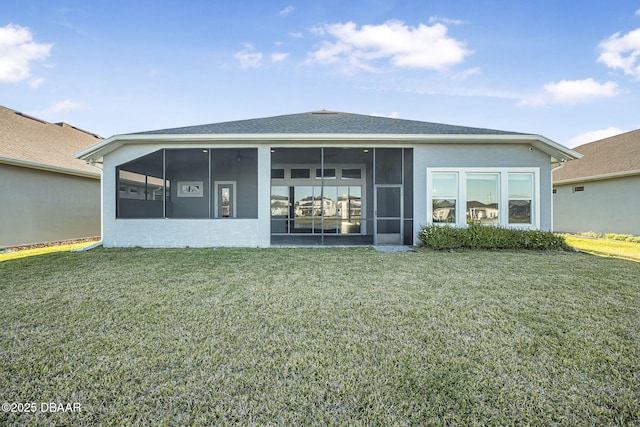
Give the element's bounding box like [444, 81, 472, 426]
[0, 156, 100, 179]
[75, 132, 582, 163]
[554, 169, 640, 185]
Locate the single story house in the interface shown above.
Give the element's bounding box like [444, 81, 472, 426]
[75, 110, 580, 247]
[553, 129, 640, 235]
[0, 105, 102, 248]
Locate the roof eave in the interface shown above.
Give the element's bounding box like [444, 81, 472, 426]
[554, 169, 640, 185]
[0, 156, 100, 179]
[75, 133, 581, 163]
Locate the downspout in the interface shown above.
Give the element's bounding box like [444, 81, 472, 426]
[549, 158, 567, 232]
[551, 158, 567, 172]
[72, 160, 104, 251]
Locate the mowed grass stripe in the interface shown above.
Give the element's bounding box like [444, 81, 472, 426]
[1, 248, 638, 425]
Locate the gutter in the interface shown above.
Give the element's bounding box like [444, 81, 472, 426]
[554, 169, 640, 185]
[0, 156, 100, 179]
[72, 161, 104, 251]
[76, 133, 583, 164]
[551, 159, 566, 172]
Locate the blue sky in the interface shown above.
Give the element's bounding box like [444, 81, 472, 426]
[2, 0, 640, 147]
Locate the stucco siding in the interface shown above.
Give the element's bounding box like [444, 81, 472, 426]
[553, 175, 640, 235]
[106, 219, 263, 247]
[0, 163, 100, 247]
[103, 142, 555, 248]
[413, 144, 553, 244]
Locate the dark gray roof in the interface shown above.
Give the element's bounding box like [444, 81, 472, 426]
[134, 110, 525, 136]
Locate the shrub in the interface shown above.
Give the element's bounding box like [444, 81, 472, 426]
[418, 223, 571, 251]
[604, 233, 640, 243]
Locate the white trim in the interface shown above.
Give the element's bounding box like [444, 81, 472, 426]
[427, 167, 540, 229]
[76, 133, 582, 164]
[554, 169, 640, 185]
[0, 156, 100, 179]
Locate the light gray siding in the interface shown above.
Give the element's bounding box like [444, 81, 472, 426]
[0, 164, 100, 248]
[553, 175, 640, 235]
[413, 143, 553, 243]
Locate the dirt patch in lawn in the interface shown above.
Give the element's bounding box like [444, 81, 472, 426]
[1, 237, 100, 253]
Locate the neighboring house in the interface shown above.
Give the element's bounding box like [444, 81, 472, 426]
[0, 105, 102, 248]
[75, 110, 580, 247]
[553, 129, 640, 235]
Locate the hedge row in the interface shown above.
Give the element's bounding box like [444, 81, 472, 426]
[418, 223, 571, 251]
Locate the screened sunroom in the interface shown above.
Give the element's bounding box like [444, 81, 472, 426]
[116, 148, 258, 220]
[270, 147, 413, 245]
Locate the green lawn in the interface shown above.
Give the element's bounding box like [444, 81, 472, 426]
[1, 248, 639, 425]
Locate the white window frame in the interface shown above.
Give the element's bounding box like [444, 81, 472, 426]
[426, 167, 540, 229]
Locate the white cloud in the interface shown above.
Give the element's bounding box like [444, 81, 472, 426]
[597, 28, 640, 79]
[28, 77, 45, 88]
[27, 99, 85, 120]
[519, 78, 619, 106]
[568, 127, 626, 148]
[279, 5, 294, 16]
[271, 52, 289, 62]
[42, 99, 85, 114]
[428, 16, 465, 26]
[307, 20, 472, 73]
[289, 32, 303, 38]
[0, 24, 52, 83]
[451, 66, 481, 80]
[234, 49, 263, 69]
[636, 9, 640, 16]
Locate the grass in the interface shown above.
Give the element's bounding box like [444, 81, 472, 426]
[1, 247, 639, 425]
[564, 235, 640, 262]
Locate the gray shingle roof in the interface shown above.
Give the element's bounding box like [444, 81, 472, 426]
[134, 110, 526, 136]
[553, 128, 640, 182]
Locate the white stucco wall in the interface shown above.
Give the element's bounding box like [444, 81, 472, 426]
[553, 175, 640, 235]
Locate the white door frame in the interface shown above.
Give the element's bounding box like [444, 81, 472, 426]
[214, 181, 237, 218]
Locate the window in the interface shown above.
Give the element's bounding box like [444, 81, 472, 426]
[431, 173, 457, 223]
[467, 173, 499, 225]
[271, 168, 285, 179]
[315, 168, 336, 179]
[573, 185, 584, 193]
[291, 168, 310, 179]
[508, 173, 533, 224]
[427, 168, 540, 228]
[341, 168, 362, 180]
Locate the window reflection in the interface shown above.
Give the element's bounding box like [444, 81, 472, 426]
[337, 186, 361, 233]
[293, 186, 314, 233]
[432, 173, 457, 223]
[271, 184, 363, 235]
[508, 173, 533, 224]
[322, 186, 338, 233]
[271, 186, 289, 233]
[466, 173, 499, 224]
[508, 200, 532, 224]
